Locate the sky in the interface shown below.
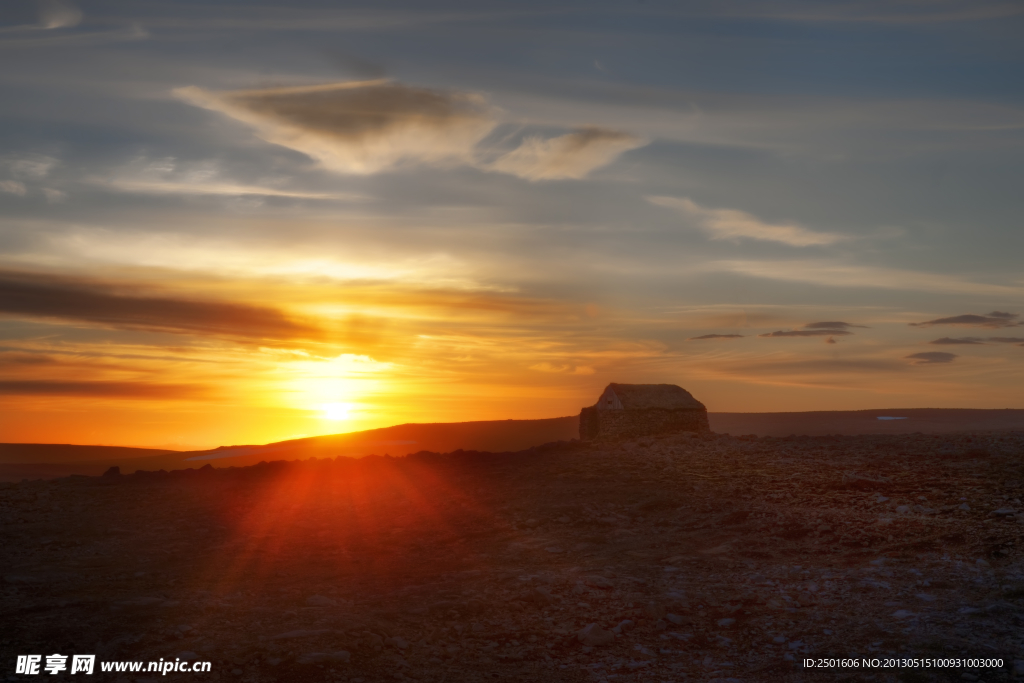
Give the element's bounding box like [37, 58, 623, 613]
[1, 0, 1023, 449]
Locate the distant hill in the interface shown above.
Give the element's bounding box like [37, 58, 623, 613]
[5, 408, 1024, 482]
[0, 416, 579, 481]
[0, 443, 177, 464]
[709, 408, 1024, 437]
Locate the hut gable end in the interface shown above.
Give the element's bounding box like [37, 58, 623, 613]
[597, 386, 624, 410]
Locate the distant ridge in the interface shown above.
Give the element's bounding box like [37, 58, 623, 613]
[709, 408, 1024, 437]
[0, 416, 579, 481]
[0, 443, 177, 465]
[4, 408, 1024, 482]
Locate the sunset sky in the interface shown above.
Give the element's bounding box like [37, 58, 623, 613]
[2, 0, 1023, 449]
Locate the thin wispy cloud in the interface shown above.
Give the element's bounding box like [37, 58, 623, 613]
[0, 0, 81, 33]
[687, 334, 745, 341]
[99, 178, 360, 201]
[909, 312, 1021, 329]
[709, 261, 1024, 296]
[89, 155, 363, 201]
[38, 0, 83, 29]
[905, 351, 957, 365]
[758, 320, 863, 338]
[759, 329, 853, 338]
[803, 321, 868, 330]
[489, 127, 644, 180]
[648, 197, 844, 247]
[0, 180, 27, 196]
[7, 154, 58, 179]
[929, 336, 1024, 345]
[707, 0, 1024, 24]
[0, 25, 146, 49]
[135, 7, 553, 32]
[529, 362, 595, 375]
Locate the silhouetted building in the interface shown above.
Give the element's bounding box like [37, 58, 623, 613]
[579, 383, 709, 441]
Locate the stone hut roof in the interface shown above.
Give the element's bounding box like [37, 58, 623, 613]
[601, 383, 706, 411]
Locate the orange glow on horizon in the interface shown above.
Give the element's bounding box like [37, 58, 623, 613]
[3, 270, 1024, 449]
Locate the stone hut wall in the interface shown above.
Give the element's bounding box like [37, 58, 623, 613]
[584, 408, 709, 441]
[579, 406, 600, 441]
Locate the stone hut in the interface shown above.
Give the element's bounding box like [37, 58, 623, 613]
[579, 383, 709, 441]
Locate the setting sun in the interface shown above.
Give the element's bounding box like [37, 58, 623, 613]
[321, 402, 355, 421]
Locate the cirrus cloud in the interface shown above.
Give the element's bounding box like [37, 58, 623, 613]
[758, 329, 853, 338]
[687, 333, 745, 341]
[489, 127, 645, 180]
[38, 0, 83, 29]
[905, 351, 957, 365]
[176, 80, 643, 180]
[0, 180, 27, 196]
[648, 197, 845, 247]
[176, 80, 498, 175]
[803, 321, 868, 329]
[929, 336, 1024, 345]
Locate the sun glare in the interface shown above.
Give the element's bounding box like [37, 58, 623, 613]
[321, 402, 355, 421]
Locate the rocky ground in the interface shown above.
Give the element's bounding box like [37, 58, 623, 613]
[2, 431, 1023, 682]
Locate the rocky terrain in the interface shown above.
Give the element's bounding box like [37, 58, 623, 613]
[2, 431, 1024, 682]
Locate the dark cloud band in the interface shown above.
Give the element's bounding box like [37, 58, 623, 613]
[0, 380, 208, 399]
[687, 333, 745, 340]
[905, 351, 957, 364]
[910, 312, 1020, 329]
[0, 270, 324, 342]
[758, 329, 853, 337]
[803, 321, 868, 329]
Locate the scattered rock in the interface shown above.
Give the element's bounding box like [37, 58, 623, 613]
[385, 636, 409, 650]
[110, 597, 166, 610]
[842, 472, 891, 489]
[362, 632, 384, 650]
[305, 594, 337, 607]
[523, 586, 554, 605]
[267, 629, 335, 641]
[583, 575, 613, 590]
[296, 651, 350, 665]
[611, 619, 634, 634]
[643, 601, 666, 620]
[577, 623, 615, 646]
